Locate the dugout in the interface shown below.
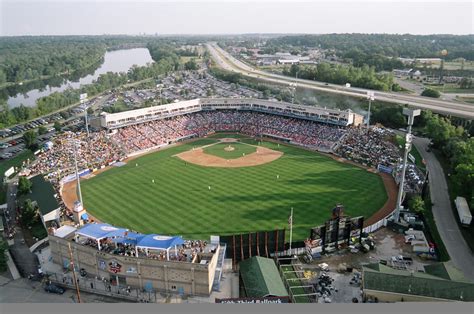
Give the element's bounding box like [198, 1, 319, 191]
[239, 256, 288, 299]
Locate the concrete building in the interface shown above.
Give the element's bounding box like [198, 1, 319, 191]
[48, 223, 223, 296]
[362, 262, 474, 302]
[100, 98, 364, 130]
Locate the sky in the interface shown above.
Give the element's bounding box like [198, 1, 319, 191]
[1, 0, 473, 36]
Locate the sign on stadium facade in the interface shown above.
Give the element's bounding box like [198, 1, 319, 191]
[215, 296, 290, 304]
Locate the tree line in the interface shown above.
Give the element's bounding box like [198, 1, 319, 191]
[0, 46, 184, 128]
[265, 34, 474, 61]
[282, 63, 396, 91]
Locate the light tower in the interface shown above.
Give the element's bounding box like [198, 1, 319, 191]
[71, 139, 88, 225]
[80, 93, 89, 137]
[393, 108, 421, 222]
[366, 91, 375, 129]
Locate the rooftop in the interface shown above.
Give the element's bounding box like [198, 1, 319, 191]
[26, 175, 60, 215]
[239, 256, 288, 298]
[363, 262, 474, 301]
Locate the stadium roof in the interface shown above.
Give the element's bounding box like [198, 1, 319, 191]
[362, 263, 474, 301]
[136, 234, 185, 251]
[28, 175, 60, 215]
[239, 256, 288, 298]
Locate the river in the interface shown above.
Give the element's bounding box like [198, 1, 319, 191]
[6, 48, 153, 108]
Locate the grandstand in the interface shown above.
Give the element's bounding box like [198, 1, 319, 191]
[99, 98, 360, 154]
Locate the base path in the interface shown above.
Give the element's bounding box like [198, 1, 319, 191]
[174, 142, 283, 168]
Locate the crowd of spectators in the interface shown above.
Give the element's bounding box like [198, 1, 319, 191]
[335, 126, 425, 193]
[76, 235, 209, 263]
[334, 127, 400, 169]
[111, 110, 347, 153]
[27, 131, 126, 180]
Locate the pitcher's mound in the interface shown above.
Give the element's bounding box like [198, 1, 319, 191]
[224, 145, 235, 152]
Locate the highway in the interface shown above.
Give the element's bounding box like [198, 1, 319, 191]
[206, 43, 474, 120]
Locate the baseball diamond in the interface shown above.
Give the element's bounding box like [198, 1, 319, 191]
[74, 133, 388, 241]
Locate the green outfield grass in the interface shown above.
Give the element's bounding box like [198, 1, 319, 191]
[203, 142, 257, 159]
[81, 134, 387, 241]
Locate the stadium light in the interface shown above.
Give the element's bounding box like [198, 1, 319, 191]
[72, 139, 83, 206]
[80, 93, 89, 137]
[366, 91, 375, 129]
[393, 108, 421, 222]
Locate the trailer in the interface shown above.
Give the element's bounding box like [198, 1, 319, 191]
[455, 196, 472, 226]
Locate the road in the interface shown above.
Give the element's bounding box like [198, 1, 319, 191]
[412, 137, 474, 282]
[207, 43, 474, 119]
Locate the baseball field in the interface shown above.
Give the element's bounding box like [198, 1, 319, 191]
[79, 133, 387, 241]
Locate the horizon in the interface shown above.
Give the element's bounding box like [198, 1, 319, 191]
[1, 0, 472, 36]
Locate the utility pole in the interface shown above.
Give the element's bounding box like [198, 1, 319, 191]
[394, 108, 421, 222]
[68, 242, 82, 303]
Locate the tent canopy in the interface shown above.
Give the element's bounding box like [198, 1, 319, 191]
[111, 232, 145, 245]
[75, 223, 125, 240]
[136, 234, 185, 251]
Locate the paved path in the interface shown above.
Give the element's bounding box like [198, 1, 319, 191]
[412, 137, 474, 281]
[6, 180, 40, 278]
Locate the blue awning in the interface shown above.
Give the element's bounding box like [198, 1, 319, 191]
[110, 232, 145, 245]
[136, 234, 185, 251]
[75, 223, 126, 240]
[81, 213, 89, 220]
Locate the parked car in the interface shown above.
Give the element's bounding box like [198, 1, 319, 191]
[44, 284, 65, 294]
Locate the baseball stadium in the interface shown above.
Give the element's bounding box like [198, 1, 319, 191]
[54, 98, 396, 241]
[26, 97, 403, 297]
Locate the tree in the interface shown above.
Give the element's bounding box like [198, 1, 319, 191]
[459, 78, 473, 89]
[184, 59, 198, 71]
[0, 238, 8, 272]
[22, 130, 37, 149]
[53, 121, 62, 132]
[21, 199, 38, 228]
[18, 176, 32, 196]
[87, 107, 94, 115]
[421, 88, 441, 98]
[409, 195, 425, 214]
[37, 125, 47, 135]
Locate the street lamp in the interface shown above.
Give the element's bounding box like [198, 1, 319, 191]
[393, 108, 421, 222]
[366, 91, 375, 129]
[156, 84, 168, 106]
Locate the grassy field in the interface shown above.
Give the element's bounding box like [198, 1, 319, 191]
[81, 134, 387, 241]
[203, 142, 257, 159]
[427, 84, 474, 94]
